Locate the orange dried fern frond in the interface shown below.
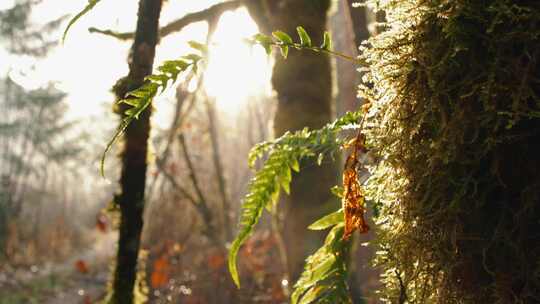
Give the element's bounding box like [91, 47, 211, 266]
[342, 132, 369, 240]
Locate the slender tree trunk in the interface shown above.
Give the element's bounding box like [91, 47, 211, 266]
[331, 0, 361, 116]
[248, 0, 337, 283]
[346, 0, 370, 47]
[110, 0, 162, 302]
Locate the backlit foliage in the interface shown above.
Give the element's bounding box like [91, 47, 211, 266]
[291, 224, 351, 304]
[249, 26, 355, 62]
[100, 51, 202, 175]
[227, 29, 370, 302]
[228, 111, 362, 288]
[59, 0, 375, 300]
[63, 1, 540, 302]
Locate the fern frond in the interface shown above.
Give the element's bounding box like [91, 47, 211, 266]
[63, 0, 103, 43]
[248, 26, 358, 63]
[100, 52, 202, 176]
[292, 224, 352, 304]
[97, 25, 354, 176]
[228, 111, 361, 287]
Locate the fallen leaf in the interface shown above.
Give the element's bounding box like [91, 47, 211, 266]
[96, 214, 108, 233]
[75, 259, 89, 274]
[151, 255, 170, 288]
[207, 253, 225, 270]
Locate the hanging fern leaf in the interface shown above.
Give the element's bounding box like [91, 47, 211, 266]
[291, 224, 352, 304]
[98, 27, 354, 176]
[63, 0, 103, 43]
[308, 209, 343, 230]
[228, 111, 361, 287]
[248, 28, 356, 62]
[100, 46, 203, 176]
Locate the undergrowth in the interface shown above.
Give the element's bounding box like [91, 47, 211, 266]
[63, 1, 540, 302]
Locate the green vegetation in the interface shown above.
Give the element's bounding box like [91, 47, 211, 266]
[56, 1, 540, 303]
[228, 111, 361, 289]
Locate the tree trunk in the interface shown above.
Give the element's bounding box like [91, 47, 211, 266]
[331, 0, 361, 116]
[362, 1, 540, 302]
[247, 0, 337, 283]
[110, 0, 162, 302]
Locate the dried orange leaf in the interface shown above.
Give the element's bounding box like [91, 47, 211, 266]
[151, 255, 170, 288]
[75, 259, 89, 274]
[342, 132, 369, 240]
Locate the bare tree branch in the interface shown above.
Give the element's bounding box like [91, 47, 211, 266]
[88, 0, 244, 40]
[178, 134, 207, 208]
[156, 134, 220, 245]
[159, 163, 220, 245]
[204, 97, 232, 241]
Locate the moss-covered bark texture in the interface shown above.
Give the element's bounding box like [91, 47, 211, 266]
[110, 0, 162, 303]
[247, 0, 338, 282]
[361, 0, 540, 303]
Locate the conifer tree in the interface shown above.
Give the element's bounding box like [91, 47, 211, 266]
[0, 1, 78, 257]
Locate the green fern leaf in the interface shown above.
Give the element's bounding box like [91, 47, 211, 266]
[321, 31, 332, 51]
[291, 225, 352, 304]
[292, 179, 354, 304]
[272, 30, 293, 45]
[251, 33, 273, 55]
[228, 152, 284, 287]
[279, 45, 289, 59]
[228, 111, 361, 287]
[296, 26, 312, 47]
[100, 54, 201, 176]
[188, 41, 208, 53]
[308, 209, 343, 230]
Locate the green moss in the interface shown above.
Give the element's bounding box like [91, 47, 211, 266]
[361, 0, 540, 302]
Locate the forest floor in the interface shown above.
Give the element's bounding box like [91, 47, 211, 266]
[0, 231, 116, 304]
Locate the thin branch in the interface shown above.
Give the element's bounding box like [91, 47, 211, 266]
[396, 269, 408, 304]
[159, 164, 219, 245]
[205, 97, 232, 241]
[148, 73, 197, 199]
[177, 133, 224, 246]
[149, 87, 218, 244]
[86, 28, 133, 40]
[160, 163, 197, 205]
[88, 0, 244, 40]
[178, 133, 211, 219]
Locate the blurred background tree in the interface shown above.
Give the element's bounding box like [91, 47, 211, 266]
[0, 0, 86, 263]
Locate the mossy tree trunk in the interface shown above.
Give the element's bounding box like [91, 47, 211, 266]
[362, 1, 540, 303]
[110, 0, 162, 302]
[247, 0, 337, 283]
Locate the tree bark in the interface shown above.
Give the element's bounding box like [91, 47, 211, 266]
[331, 0, 362, 116]
[110, 0, 162, 302]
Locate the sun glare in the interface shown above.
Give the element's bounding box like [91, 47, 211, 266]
[204, 9, 272, 115]
[0, 0, 14, 10]
[1, 1, 272, 124]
